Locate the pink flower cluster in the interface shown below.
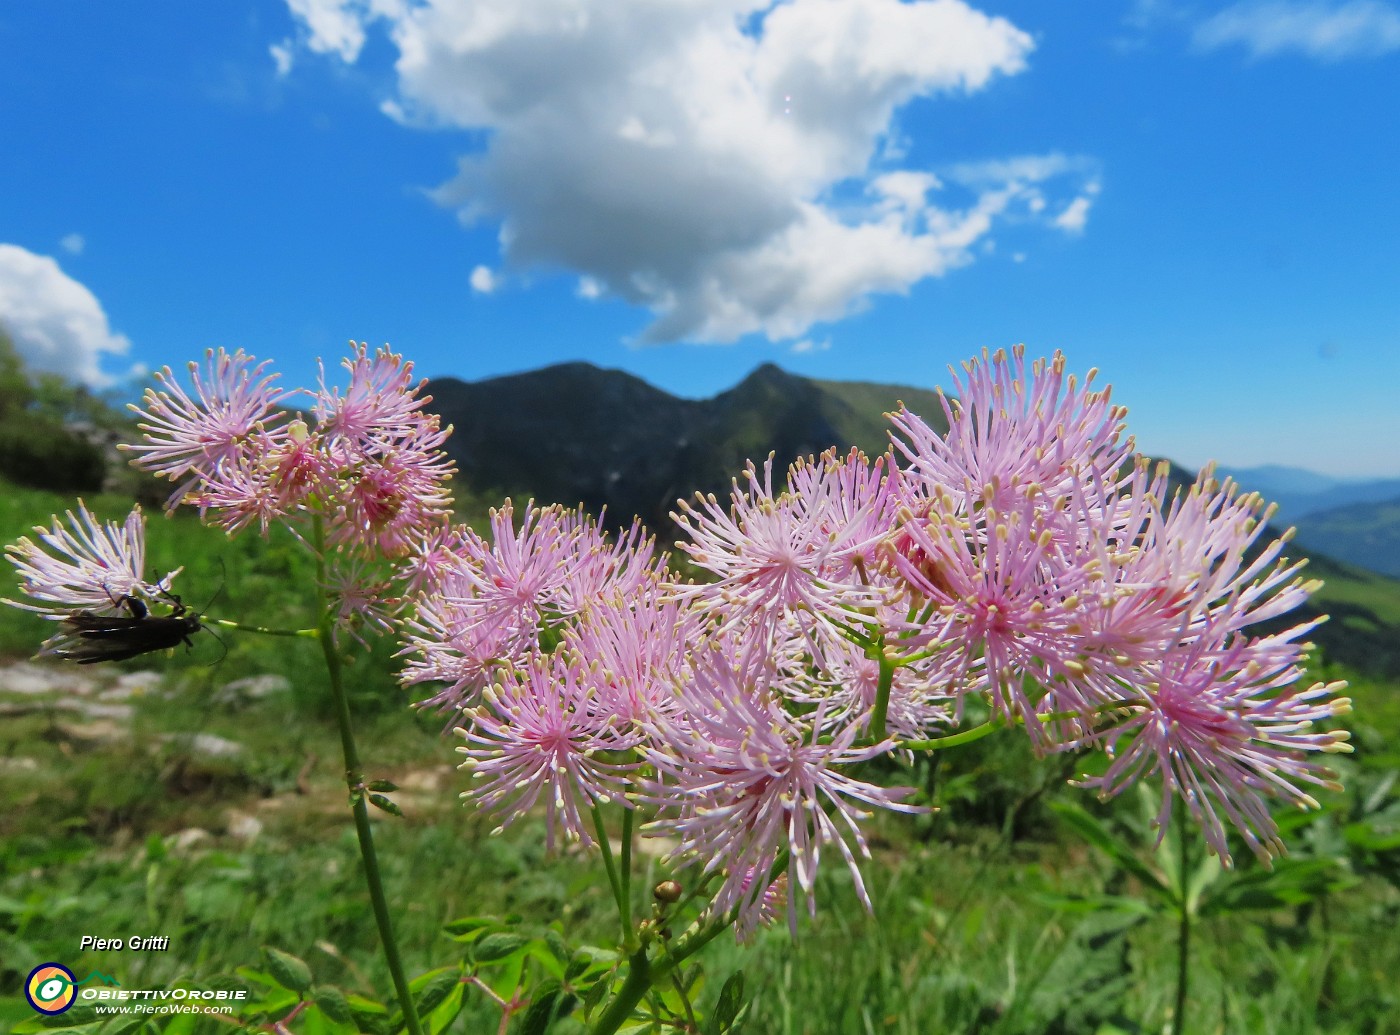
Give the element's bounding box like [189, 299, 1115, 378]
[120, 343, 455, 631]
[393, 345, 1350, 939]
[122, 343, 454, 556]
[4, 501, 174, 621]
[5, 341, 1352, 942]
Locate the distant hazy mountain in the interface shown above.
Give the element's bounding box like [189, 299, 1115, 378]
[1217, 464, 1400, 522]
[422, 362, 1400, 678]
[1292, 496, 1400, 579]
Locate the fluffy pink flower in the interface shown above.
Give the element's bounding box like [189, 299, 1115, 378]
[183, 423, 330, 535]
[891, 483, 1101, 737]
[672, 451, 894, 640]
[400, 502, 659, 710]
[567, 578, 697, 727]
[1080, 622, 1351, 863]
[314, 343, 436, 446]
[641, 647, 921, 932]
[122, 348, 286, 507]
[456, 653, 641, 849]
[729, 868, 789, 944]
[890, 346, 1132, 517]
[324, 557, 402, 644]
[4, 501, 173, 618]
[400, 523, 475, 598]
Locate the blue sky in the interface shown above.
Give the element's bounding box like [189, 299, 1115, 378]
[1, 0, 1397, 477]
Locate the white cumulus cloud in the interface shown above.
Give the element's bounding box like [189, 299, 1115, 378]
[270, 41, 295, 76]
[1195, 1, 1400, 60]
[0, 244, 132, 388]
[469, 264, 499, 293]
[280, 0, 1099, 344]
[1054, 196, 1093, 234]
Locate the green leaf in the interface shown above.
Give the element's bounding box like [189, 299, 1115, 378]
[1202, 856, 1354, 915]
[474, 932, 530, 963]
[706, 971, 745, 1035]
[314, 985, 353, 1024]
[368, 793, 404, 817]
[366, 779, 399, 792]
[1049, 801, 1175, 906]
[427, 983, 465, 1035]
[96, 1018, 148, 1035]
[412, 969, 461, 1015]
[517, 983, 578, 1035]
[262, 947, 313, 994]
[163, 1015, 197, 1035]
[581, 975, 612, 1020]
[525, 939, 567, 981]
[544, 928, 570, 964]
[486, 953, 527, 1003]
[1184, 853, 1224, 915]
[346, 991, 390, 1016]
[1035, 892, 1155, 917]
[444, 916, 504, 940]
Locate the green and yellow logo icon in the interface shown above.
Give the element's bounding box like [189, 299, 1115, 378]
[25, 963, 77, 1015]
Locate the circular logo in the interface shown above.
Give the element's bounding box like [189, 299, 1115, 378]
[25, 963, 77, 1015]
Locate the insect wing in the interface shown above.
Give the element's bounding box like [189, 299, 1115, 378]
[47, 609, 201, 665]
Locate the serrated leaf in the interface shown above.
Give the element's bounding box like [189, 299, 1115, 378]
[315, 985, 353, 1024]
[474, 932, 530, 963]
[263, 946, 314, 994]
[369, 793, 404, 817]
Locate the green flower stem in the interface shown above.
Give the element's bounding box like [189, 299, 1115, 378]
[209, 617, 318, 638]
[589, 948, 652, 1035]
[589, 916, 734, 1035]
[868, 645, 896, 742]
[590, 804, 631, 947]
[899, 717, 1005, 752]
[311, 517, 423, 1035]
[898, 700, 1144, 752]
[1174, 802, 1192, 1035]
[619, 807, 635, 940]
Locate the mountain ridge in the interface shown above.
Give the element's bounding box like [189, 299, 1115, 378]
[424, 360, 950, 533]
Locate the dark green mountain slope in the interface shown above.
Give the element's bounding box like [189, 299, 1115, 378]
[424, 361, 949, 534]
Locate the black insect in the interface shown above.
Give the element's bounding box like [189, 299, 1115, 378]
[49, 590, 207, 665]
